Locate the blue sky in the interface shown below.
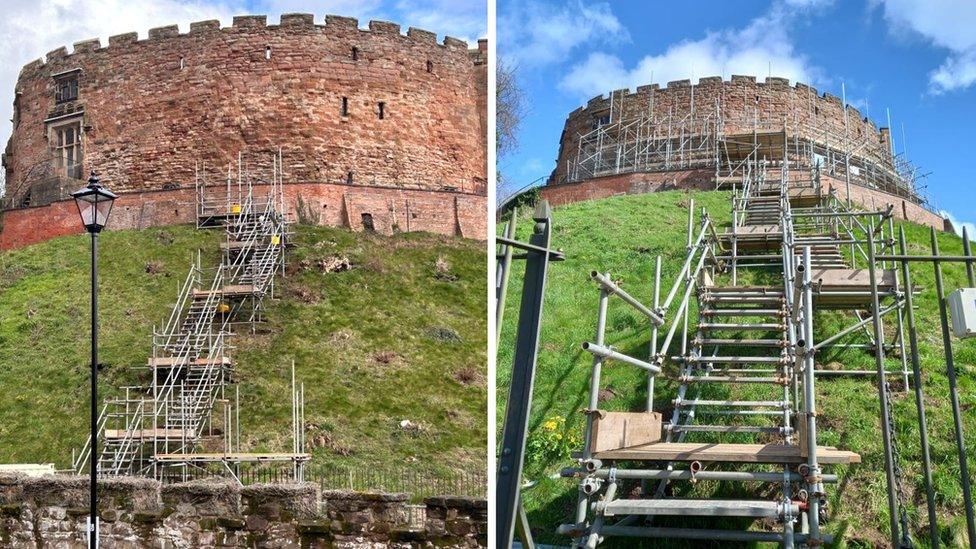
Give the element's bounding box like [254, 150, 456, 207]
[498, 0, 976, 232]
[0, 0, 485, 194]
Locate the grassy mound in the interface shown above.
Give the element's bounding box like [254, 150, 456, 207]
[497, 190, 976, 547]
[0, 224, 486, 490]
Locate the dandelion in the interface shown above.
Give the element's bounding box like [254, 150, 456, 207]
[543, 420, 558, 431]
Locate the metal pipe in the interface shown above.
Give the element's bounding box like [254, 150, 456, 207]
[810, 300, 900, 352]
[899, 227, 939, 548]
[590, 271, 664, 325]
[659, 249, 710, 361]
[577, 468, 838, 483]
[932, 226, 976, 546]
[495, 209, 517, 345]
[964, 226, 975, 286]
[799, 247, 823, 545]
[588, 525, 828, 543]
[647, 256, 662, 411]
[578, 288, 609, 527]
[661, 225, 707, 311]
[876, 254, 976, 262]
[867, 222, 902, 548]
[582, 342, 661, 373]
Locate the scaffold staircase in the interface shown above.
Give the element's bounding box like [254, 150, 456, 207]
[73, 152, 308, 482]
[564, 153, 891, 547]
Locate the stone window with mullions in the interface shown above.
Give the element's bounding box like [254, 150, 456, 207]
[49, 120, 83, 179]
[54, 74, 79, 104]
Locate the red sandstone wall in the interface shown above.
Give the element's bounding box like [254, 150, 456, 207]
[4, 14, 487, 201]
[819, 175, 944, 229]
[539, 173, 945, 231]
[0, 184, 486, 249]
[550, 76, 894, 185]
[540, 170, 714, 206]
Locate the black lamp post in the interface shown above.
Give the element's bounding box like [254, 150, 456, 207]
[71, 171, 116, 549]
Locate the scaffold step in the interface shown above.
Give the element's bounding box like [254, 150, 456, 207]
[192, 285, 257, 298]
[704, 296, 784, 305]
[705, 286, 783, 296]
[667, 424, 789, 434]
[699, 323, 783, 331]
[681, 356, 784, 364]
[679, 375, 788, 384]
[148, 356, 233, 368]
[695, 338, 783, 347]
[602, 499, 796, 518]
[675, 399, 789, 408]
[691, 368, 781, 375]
[700, 309, 784, 317]
[591, 442, 860, 464]
[103, 428, 188, 440]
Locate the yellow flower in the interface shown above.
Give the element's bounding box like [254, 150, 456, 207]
[556, 434, 563, 440]
[543, 420, 558, 431]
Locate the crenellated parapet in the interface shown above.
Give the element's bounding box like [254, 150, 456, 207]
[22, 13, 476, 74]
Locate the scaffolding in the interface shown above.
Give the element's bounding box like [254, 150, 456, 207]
[559, 135, 956, 546]
[72, 150, 308, 484]
[563, 99, 933, 210]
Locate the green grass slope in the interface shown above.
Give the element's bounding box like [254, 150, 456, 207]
[0, 224, 486, 490]
[497, 190, 976, 547]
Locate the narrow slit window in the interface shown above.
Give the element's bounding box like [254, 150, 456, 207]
[341, 97, 348, 117]
[378, 102, 385, 120]
[265, 46, 272, 60]
[426, 60, 433, 73]
[179, 57, 185, 70]
[352, 47, 359, 61]
[347, 171, 354, 184]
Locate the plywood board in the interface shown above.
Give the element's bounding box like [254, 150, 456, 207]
[589, 411, 662, 453]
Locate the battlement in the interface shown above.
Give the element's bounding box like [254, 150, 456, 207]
[572, 75, 884, 133]
[20, 13, 477, 78]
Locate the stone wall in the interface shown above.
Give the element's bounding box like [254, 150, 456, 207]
[539, 169, 715, 206]
[1, 12, 487, 245]
[0, 182, 487, 250]
[538, 171, 947, 231]
[0, 474, 487, 548]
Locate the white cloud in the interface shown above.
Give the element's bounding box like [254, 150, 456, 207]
[940, 210, 975, 237]
[558, 1, 819, 98]
[498, 1, 628, 67]
[391, 0, 486, 44]
[872, 0, 976, 92]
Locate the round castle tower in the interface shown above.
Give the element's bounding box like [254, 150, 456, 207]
[0, 13, 488, 248]
[541, 75, 944, 229]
